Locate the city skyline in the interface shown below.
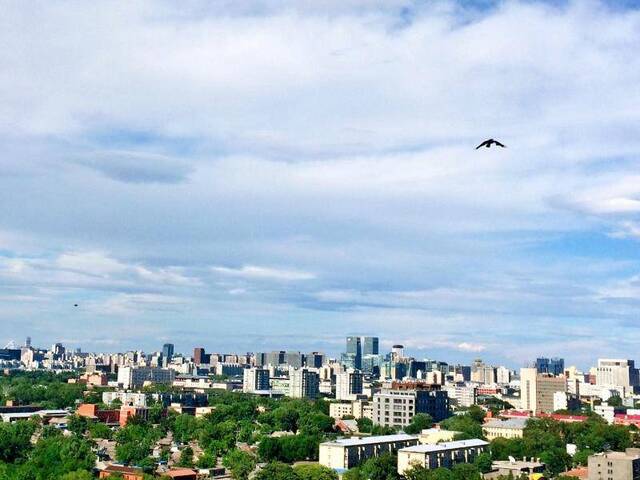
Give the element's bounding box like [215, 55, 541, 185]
[3, 1, 640, 366]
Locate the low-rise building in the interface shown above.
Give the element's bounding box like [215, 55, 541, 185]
[482, 417, 528, 440]
[489, 458, 545, 478]
[319, 434, 418, 471]
[329, 400, 373, 420]
[397, 439, 489, 475]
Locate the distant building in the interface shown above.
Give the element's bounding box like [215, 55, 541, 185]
[342, 336, 362, 370]
[536, 357, 565, 376]
[162, 343, 174, 361]
[443, 384, 477, 408]
[117, 366, 175, 389]
[520, 367, 566, 414]
[193, 347, 209, 365]
[362, 336, 379, 356]
[329, 400, 373, 420]
[305, 352, 325, 368]
[243, 367, 270, 393]
[289, 368, 320, 399]
[336, 369, 364, 401]
[397, 439, 488, 475]
[596, 359, 640, 390]
[588, 449, 640, 480]
[373, 387, 449, 428]
[319, 434, 418, 470]
[471, 359, 495, 384]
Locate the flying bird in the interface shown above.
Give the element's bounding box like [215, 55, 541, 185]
[74, 304, 78, 307]
[476, 138, 506, 149]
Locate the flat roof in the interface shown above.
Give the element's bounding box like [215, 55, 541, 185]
[401, 439, 488, 453]
[323, 433, 418, 447]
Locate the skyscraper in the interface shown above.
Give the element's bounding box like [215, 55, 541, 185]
[345, 336, 362, 370]
[163, 343, 174, 361]
[362, 336, 379, 356]
[536, 357, 565, 376]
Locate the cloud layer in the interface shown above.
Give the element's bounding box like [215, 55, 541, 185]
[1, 1, 640, 367]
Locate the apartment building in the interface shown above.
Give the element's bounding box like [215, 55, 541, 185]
[397, 439, 489, 475]
[373, 387, 449, 428]
[588, 449, 640, 480]
[319, 434, 418, 470]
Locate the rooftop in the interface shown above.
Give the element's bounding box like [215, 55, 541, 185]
[484, 418, 528, 429]
[400, 439, 489, 453]
[323, 433, 418, 447]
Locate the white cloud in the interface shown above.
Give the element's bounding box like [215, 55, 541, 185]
[212, 265, 316, 281]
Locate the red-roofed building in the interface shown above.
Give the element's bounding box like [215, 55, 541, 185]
[540, 413, 588, 423]
[563, 467, 588, 479]
[76, 403, 120, 425]
[99, 465, 144, 480]
[614, 413, 640, 427]
[164, 468, 198, 480]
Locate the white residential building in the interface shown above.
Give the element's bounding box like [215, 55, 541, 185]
[336, 369, 364, 400]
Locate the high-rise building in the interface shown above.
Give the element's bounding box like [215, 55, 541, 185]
[536, 357, 565, 376]
[266, 351, 286, 366]
[305, 352, 325, 368]
[362, 337, 379, 356]
[243, 367, 270, 393]
[117, 366, 175, 389]
[520, 367, 567, 414]
[336, 369, 364, 400]
[596, 359, 640, 389]
[496, 366, 512, 384]
[289, 368, 320, 399]
[194, 347, 209, 365]
[162, 343, 174, 361]
[284, 351, 303, 368]
[391, 345, 405, 362]
[373, 387, 449, 427]
[344, 336, 362, 370]
[471, 359, 495, 384]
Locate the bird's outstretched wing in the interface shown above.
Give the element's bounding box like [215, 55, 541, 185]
[494, 140, 506, 148]
[475, 141, 488, 149]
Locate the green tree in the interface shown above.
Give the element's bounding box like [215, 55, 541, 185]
[474, 452, 493, 473]
[222, 449, 257, 480]
[67, 415, 89, 437]
[431, 468, 456, 480]
[607, 396, 623, 407]
[255, 462, 300, 480]
[178, 446, 194, 467]
[60, 471, 93, 480]
[294, 464, 338, 480]
[22, 435, 96, 480]
[88, 422, 112, 440]
[403, 464, 431, 480]
[356, 417, 373, 433]
[452, 463, 481, 480]
[405, 413, 434, 434]
[0, 420, 37, 462]
[360, 453, 399, 480]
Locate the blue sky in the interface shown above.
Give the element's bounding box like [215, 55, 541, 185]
[2, 1, 640, 368]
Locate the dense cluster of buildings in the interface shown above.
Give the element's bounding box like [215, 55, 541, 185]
[6, 335, 640, 479]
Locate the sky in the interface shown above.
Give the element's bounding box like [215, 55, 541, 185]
[2, 1, 640, 368]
